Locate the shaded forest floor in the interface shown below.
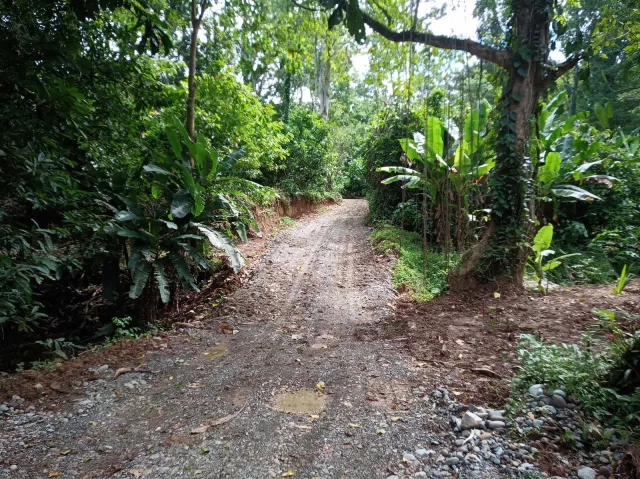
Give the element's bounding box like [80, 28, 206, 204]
[1, 200, 639, 478]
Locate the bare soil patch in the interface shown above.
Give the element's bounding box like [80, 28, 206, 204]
[367, 279, 640, 406]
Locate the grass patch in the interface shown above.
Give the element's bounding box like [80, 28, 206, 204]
[280, 216, 297, 227]
[369, 226, 459, 302]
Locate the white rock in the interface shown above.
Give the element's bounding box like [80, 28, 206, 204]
[461, 412, 483, 430]
[528, 384, 544, 397]
[577, 467, 597, 479]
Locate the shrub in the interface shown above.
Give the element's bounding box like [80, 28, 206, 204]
[513, 323, 640, 432]
[361, 109, 421, 223]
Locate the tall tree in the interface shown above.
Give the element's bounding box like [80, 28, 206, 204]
[325, 0, 581, 281]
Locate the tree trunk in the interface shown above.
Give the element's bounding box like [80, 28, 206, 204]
[186, 0, 206, 142]
[358, 0, 579, 282]
[320, 36, 331, 121]
[457, 0, 553, 281]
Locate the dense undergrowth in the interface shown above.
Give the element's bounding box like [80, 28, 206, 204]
[370, 226, 460, 302]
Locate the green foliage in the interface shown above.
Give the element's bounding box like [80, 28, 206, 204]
[111, 316, 142, 340]
[361, 109, 421, 224]
[339, 159, 367, 198]
[370, 227, 459, 302]
[35, 337, 84, 360]
[513, 327, 640, 432]
[527, 225, 580, 292]
[268, 107, 337, 199]
[109, 121, 250, 307]
[613, 265, 634, 294]
[280, 216, 297, 227]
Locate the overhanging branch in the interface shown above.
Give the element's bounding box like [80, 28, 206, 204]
[544, 54, 582, 84]
[360, 10, 511, 68]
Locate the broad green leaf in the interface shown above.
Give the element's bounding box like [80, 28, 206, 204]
[424, 116, 444, 162]
[194, 224, 245, 273]
[594, 102, 613, 129]
[178, 243, 211, 270]
[153, 260, 171, 303]
[115, 210, 139, 221]
[236, 222, 248, 243]
[143, 164, 174, 176]
[532, 224, 553, 254]
[538, 152, 562, 184]
[377, 166, 422, 176]
[166, 127, 183, 161]
[168, 251, 199, 291]
[116, 228, 148, 240]
[381, 174, 423, 188]
[552, 184, 601, 201]
[195, 134, 207, 177]
[398, 139, 422, 162]
[129, 260, 151, 299]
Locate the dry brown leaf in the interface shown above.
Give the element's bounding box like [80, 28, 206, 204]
[112, 367, 132, 380]
[191, 403, 247, 434]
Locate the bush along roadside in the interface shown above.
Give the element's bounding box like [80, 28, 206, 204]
[503, 311, 640, 477]
[369, 226, 460, 302]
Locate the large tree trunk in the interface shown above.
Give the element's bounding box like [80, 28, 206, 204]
[456, 0, 552, 281]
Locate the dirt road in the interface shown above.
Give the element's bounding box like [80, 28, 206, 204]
[0, 200, 482, 478]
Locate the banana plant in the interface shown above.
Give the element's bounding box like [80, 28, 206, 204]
[377, 105, 496, 248]
[107, 119, 258, 310]
[527, 224, 580, 293]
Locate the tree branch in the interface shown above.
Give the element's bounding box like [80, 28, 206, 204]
[360, 10, 511, 68]
[544, 54, 582, 84]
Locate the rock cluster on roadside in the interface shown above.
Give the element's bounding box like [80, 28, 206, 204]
[385, 384, 625, 479]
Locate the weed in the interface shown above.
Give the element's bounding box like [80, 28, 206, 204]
[111, 316, 142, 340]
[613, 264, 634, 295]
[512, 325, 640, 434]
[280, 216, 296, 227]
[35, 337, 84, 360]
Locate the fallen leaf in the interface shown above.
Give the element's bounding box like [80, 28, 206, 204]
[493, 292, 501, 299]
[112, 367, 132, 380]
[190, 403, 246, 434]
[391, 417, 401, 422]
[219, 323, 234, 334]
[309, 414, 320, 419]
[282, 470, 295, 477]
[376, 429, 386, 435]
[347, 423, 362, 428]
[315, 382, 325, 391]
[49, 473, 60, 477]
[60, 450, 72, 455]
[471, 367, 501, 379]
[200, 447, 209, 454]
[88, 421, 97, 426]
